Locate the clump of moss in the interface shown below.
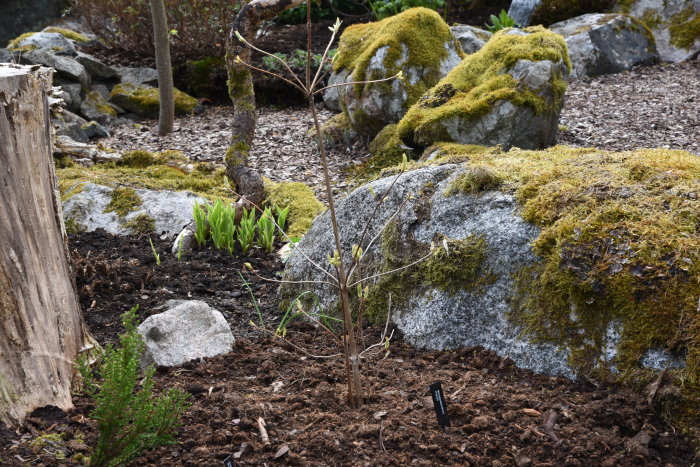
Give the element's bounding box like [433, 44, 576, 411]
[65, 217, 86, 234]
[317, 113, 356, 147]
[84, 91, 118, 117]
[639, 8, 663, 30]
[364, 217, 494, 322]
[119, 150, 157, 168]
[669, 6, 700, 50]
[105, 187, 143, 218]
[350, 124, 415, 181]
[54, 154, 76, 169]
[396, 26, 571, 148]
[58, 160, 232, 204]
[110, 84, 198, 117]
[264, 181, 325, 238]
[445, 166, 502, 195]
[43, 27, 91, 43]
[7, 32, 37, 50]
[124, 213, 156, 234]
[333, 8, 463, 122]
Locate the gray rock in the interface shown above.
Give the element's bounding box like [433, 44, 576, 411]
[550, 13, 659, 78]
[76, 52, 118, 80]
[54, 135, 99, 159]
[23, 49, 89, 87]
[617, 0, 700, 63]
[322, 68, 349, 112]
[450, 25, 492, 54]
[116, 66, 159, 87]
[52, 110, 89, 143]
[137, 300, 235, 368]
[56, 80, 82, 112]
[283, 163, 573, 377]
[508, 0, 542, 26]
[0, 48, 14, 63]
[62, 182, 207, 238]
[80, 90, 118, 125]
[82, 121, 110, 139]
[90, 83, 111, 100]
[11, 32, 76, 55]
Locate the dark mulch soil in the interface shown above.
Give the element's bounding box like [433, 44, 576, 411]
[0, 231, 697, 466]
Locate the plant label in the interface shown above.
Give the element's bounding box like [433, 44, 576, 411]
[429, 381, 451, 427]
[223, 455, 234, 466]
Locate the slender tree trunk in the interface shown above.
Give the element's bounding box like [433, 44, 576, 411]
[225, 0, 304, 209]
[0, 64, 97, 428]
[150, 0, 174, 135]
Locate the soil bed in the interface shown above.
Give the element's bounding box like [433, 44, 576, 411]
[0, 232, 696, 465]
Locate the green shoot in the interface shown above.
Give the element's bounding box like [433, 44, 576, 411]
[257, 207, 276, 253]
[149, 237, 160, 265]
[192, 200, 208, 247]
[238, 207, 256, 254]
[238, 271, 264, 328]
[275, 204, 289, 233]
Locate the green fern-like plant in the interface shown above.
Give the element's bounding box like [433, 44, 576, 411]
[78, 306, 189, 467]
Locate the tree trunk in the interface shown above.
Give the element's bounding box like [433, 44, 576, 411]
[0, 64, 96, 428]
[225, 0, 304, 210]
[150, 0, 174, 135]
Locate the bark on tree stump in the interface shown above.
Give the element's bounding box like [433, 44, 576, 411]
[0, 64, 95, 428]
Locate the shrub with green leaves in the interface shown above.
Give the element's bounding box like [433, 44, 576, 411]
[77, 306, 189, 467]
[369, 0, 445, 20]
[485, 9, 518, 32]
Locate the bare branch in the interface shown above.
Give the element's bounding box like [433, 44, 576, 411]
[314, 73, 402, 95]
[233, 30, 307, 91]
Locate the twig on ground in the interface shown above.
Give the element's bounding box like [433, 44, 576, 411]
[258, 417, 270, 445]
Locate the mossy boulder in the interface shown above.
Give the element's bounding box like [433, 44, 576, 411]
[550, 13, 658, 78]
[617, 0, 700, 62]
[79, 91, 120, 125]
[397, 27, 570, 151]
[283, 144, 700, 439]
[7, 31, 76, 54]
[508, 0, 618, 27]
[449, 24, 492, 55]
[109, 83, 200, 118]
[324, 8, 464, 138]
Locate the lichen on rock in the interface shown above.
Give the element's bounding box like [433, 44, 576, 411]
[397, 26, 571, 150]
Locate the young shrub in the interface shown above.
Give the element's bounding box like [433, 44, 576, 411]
[77, 306, 189, 466]
[485, 9, 518, 32]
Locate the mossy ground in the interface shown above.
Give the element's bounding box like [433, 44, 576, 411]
[350, 124, 415, 181]
[264, 181, 325, 239]
[333, 7, 463, 113]
[105, 187, 142, 218]
[418, 143, 700, 443]
[396, 26, 570, 147]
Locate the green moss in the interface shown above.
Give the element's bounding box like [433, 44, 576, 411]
[639, 8, 663, 30]
[226, 62, 255, 102]
[264, 181, 324, 238]
[58, 160, 233, 204]
[54, 154, 75, 169]
[317, 112, 356, 146]
[396, 26, 570, 148]
[669, 6, 700, 50]
[444, 165, 502, 195]
[225, 142, 250, 167]
[64, 217, 86, 234]
[364, 217, 494, 322]
[43, 27, 91, 43]
[119, 150, 157, 168]
[350, 124, 415, 181]
[124, 213, 156, 234]
[186, 56, 225, 97]
[333, 8, 464, 118]
[105, 187, 142, 218]
[110, 84, 198, 117]
[85, 91, 117, 117]
[29, 432, 64, 449]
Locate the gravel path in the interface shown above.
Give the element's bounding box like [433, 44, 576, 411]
[103, 60, 700, 202]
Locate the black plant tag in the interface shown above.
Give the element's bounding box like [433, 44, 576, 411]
[223, 455, 234, 467]
[429, 381, 451, 427]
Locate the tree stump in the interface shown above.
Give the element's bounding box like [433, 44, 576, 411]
[0, 64, 95, 427]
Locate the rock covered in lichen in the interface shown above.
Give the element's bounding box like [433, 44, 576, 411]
[550, 13, 658, 78]
[324, 8, 464, 138]
[80, 90, 119, 125]
[617, 0, 700, 63]
[397, 27, 570, 150]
